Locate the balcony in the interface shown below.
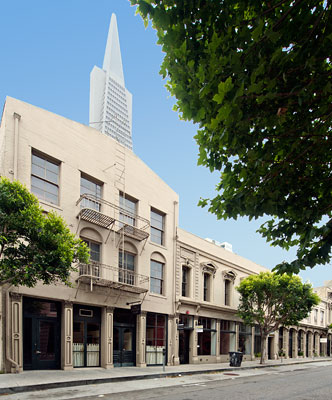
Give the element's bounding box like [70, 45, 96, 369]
[76, 194, 150, 241]
[77, 262, 149, 294]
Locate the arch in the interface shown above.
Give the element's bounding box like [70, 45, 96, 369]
[151, 251, 166, 263]
[80, 227, 103, 243]
[120, 240, 138, 255]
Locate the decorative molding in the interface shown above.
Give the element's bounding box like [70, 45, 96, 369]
[10, 292, 22, 301]
[200, 262, 217, 277]
[64, 300, 73, 308]
[222, 270, 237, 282]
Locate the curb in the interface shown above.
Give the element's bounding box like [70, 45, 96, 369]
[0, 358, 331, 395]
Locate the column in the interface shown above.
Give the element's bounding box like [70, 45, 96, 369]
[192, 315, 199, 363]
[173, 314, 180, 366]
[10, 292, 23, 372]
[101, 307, 114, 369]
[61, 301, 73, 370]
[309, 331, 314, 357]
[284, 328, 289, 358]
[167, 316, 174, 365]
[136, 312, 146, 367]
[294, 330, 298, 358]
[216, 320, 221, 362]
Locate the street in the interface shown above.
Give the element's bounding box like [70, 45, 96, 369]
[3, 362, 332, 400]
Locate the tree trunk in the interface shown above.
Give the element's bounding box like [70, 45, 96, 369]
[260, 333, 267, 364]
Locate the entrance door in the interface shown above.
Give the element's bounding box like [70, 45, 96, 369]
[179, 330, 190, 364]
[113, 327, 135, 367]
[268, 337, 272, 359]
[23, 298, 61, 370]
[289, 330, 293, 358]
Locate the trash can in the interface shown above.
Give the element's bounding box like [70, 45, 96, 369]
[229, 351, 243, 367]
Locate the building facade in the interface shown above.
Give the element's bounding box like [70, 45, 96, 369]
[90, 14, 133, 150]
[0, 97, 331, 373]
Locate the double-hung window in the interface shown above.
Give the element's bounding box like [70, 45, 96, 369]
[119, 193, 137, 226]
[150, 208, 165, 245]
[31, 152, 59, 205]
[81, 239, 101, 277]
[119, 251, 135, 285]
[150, 260, 164, 295]
[80, 174, 102, 211]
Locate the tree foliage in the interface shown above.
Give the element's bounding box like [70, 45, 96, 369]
[0, 177, 89, 287]
[131, 0, 332, 274]
[237, 272, 320, 363]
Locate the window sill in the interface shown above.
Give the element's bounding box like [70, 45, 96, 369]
[149, 241, 167, 251]
[38, 200, 63, 212]
[149, 292, 167, 300]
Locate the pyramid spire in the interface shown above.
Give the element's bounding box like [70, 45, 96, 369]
[103, 13, 125, 85]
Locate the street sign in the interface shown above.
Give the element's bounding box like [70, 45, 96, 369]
[131, 304, 141, 315]
[320, 338, 327, 343]
[196, 325, 203, 333]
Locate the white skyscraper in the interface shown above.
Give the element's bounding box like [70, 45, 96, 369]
[90, 14, 133, 150]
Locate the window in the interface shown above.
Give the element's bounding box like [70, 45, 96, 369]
[321, 310, 324, 324]
[80, 174, 102, 211]
[150, 208, 165, 245]
[182, 266, 190, 297]
[239, 323, 252, 355]
[254, 326, 261, 356]
[146, 313, 167, 365]
[150, 260, 164, 295]
[220, 320, 236, 355]
[203, 273, 211, 302]
[314, 309, 318, 323]
[119, 251, 135, 285]
[31, 152, 59, 205]
[197, 318, 216, 356]
[119, 193, 137, 226]
[225, 280, 231, 306]
[81, 239, 100, 277]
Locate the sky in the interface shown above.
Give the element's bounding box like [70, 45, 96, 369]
[0, 0, 330, 287]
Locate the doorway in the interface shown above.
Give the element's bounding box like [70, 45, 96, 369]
[179, 330, 190, 364]
[23, 297, 61, 370]
[73, 305, 101, 367]
[113, 308, 136, 367]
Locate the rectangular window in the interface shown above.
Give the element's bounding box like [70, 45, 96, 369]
[220, 320, 236, 355]
[203, 273, 210, 302]
[146, 313, 167, 365]
[150, 260, 164, 295]
[119, 251, 135, 285]
[81, 239, 100, 277]
[197, 318, 216, 356]
[254, 326, 261, 356]
[225, 280, 231, 306]
[239, 323, 252, 355]
[119, 193, 137, 226]
[80, 174, 102, 211]
[150, 208, 165, 245]
[31, 152, 59, 205]
[314, 309, 318, 323]
[182, 266, 190, 297]
[321, 310, 324, 324]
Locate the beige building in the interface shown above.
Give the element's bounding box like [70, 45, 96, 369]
[0, 97, 331, 373]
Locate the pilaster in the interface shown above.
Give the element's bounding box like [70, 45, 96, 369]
[61, 301, 73, 370]
[101, 306, 114, 368]
[136, 311, 146, 367]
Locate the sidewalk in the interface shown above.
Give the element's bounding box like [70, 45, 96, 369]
[0, 357, 331, 395]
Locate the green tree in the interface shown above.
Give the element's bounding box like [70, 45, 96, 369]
[132, 0, 332, 274]
[0, 177, 89, 287]
[237, 272, 320, 364]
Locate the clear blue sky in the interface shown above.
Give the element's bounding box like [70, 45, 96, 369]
[1, 0, 329, 287]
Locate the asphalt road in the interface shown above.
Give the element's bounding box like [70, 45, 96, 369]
[4, 362, 332, 400]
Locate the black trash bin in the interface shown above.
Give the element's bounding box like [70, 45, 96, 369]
[229, 351, 243, 367]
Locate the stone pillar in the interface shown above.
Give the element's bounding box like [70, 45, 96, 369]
[10, 292, 23, 372]
[216, 320, 221, 362]
[173, 314, 180, 365]
[192, 315, 199, 363]
[101, 306, 114, 369]
[61, 301, 73, 370]
[136, 311, 146, 367]
[294, 330, 298, 358]
[284, 328, 289, 358]
[308, 332, 314, 357]
[167, 316, 173, 365]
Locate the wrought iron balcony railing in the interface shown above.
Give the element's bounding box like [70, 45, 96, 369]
[77, 262, 149, 294]
[76, 194, 150, 241]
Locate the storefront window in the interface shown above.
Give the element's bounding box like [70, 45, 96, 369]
[146, 313, 167, 365]
[197, 317, 217, 356]
[178, 314, 193, 329]
[239, 323, 252, 355]
[220, 320, 236, 354]
[254, 326, 261, 356]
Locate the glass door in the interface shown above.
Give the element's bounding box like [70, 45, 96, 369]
[113, 327, 135, 367]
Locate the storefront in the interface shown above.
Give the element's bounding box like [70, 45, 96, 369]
[220, 320, 236, 356]
[113, 308, 136, 367]
[146, 313, 167, 365]
[197, 317, 217, 356]
[178, 314, 194, 364]
[239, 323, 252, 357]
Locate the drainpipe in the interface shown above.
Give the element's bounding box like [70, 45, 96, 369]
[5, 289, 19, 373]
[13, 113, 21, 181]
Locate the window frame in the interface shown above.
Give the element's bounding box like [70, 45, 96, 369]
[181, 265, 190, 297]
[119, 192, 137, 226]
[31, 151, 60, 205]
[150, 208, 165, 246]
[150, 259, 164, 295]
[203, 272, 211, 302]
[118, 250, 135, 285]
[80, 173, 103, 212]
